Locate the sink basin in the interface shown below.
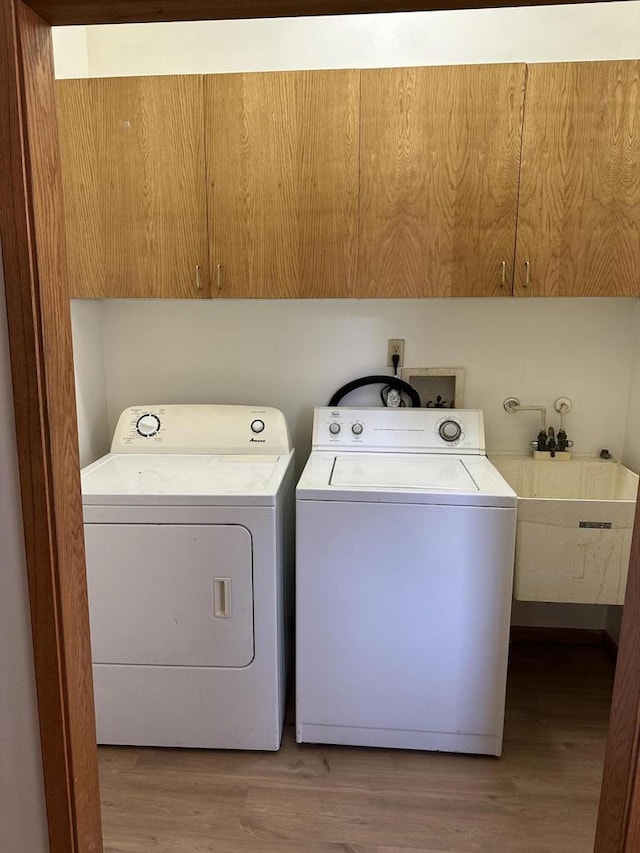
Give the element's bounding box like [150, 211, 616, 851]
[489, 454, 638, 605]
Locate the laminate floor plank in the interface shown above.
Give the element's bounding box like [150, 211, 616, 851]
[99, 643, 614, 853]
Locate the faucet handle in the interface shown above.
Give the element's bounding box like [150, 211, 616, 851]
[554, 397, 572, 414]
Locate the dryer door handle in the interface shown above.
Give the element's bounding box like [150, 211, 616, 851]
[213, 578, 232, 618]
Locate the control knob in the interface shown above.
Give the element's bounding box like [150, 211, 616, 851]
[438, 419, 462, 442]
[329, 422, 341, 435]
[351, 423, 363, 435]
[136, 413, 161, 438]
[250, 419, 266, 434]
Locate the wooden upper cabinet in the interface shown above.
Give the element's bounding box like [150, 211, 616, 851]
[56, 62, 639, 302]
[56, 76, 209, 298]
[205, 70, 359, 298]
[358, 64, 526, 298]
[515, 61, 640, 297]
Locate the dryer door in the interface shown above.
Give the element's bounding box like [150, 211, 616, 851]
[85, 524, 254, 667]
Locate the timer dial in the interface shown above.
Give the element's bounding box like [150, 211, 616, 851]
[438, 419, 462, 442]
[136, 413, 161, 437]
[250, 419, 266, 434]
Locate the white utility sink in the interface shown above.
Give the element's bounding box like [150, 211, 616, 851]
[489, 454, 638, 605]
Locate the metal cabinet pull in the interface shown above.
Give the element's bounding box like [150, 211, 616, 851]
[216, 263, 223, 292]
[195, 264, 201, 290]
[500, 260, 506, 287]
[524, 261, 530, 288]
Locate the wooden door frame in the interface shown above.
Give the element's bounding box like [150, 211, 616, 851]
[0, 1, 636, 851]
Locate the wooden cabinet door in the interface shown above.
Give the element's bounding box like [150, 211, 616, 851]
[515, 61, 640, 297]
[205, 70, 359, 298]
[56, 76, 209, 298]
[358, 64, 525, 298]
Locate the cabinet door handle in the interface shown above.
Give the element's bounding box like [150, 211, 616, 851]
[216, 263, 223, 292]
[500, 260, 506, 287]
[195, 264, 201, 290]
[524, 261, 530, 288]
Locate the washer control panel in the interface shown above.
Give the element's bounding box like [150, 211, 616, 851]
[313, 407, 484, 453]
[325, 413, 366, 442]
[111, 405, 292, 454]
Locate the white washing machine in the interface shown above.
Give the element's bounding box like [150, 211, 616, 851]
[296, 407, 517, 756]
[81, 404, 295, 750]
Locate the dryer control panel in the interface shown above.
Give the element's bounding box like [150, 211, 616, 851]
[313, 407, 485, 454]
[111, 405, 292, 455]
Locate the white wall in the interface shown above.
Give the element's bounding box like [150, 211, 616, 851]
[52, 2, 640, 78]
[52, 25, 88, 77]
[623, 303, 640, 473]
[0, 243, 49, 852]
[71, 299, 111, 466]
[96, 297, 636, 466]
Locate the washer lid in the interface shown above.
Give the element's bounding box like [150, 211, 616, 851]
[331, 454, 478, 491]
[297, 452, 516, 507]
[81, 452, 294, 506]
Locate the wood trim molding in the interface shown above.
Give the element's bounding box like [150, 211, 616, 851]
[595, 490, 640, 852]
[0, 1, 102, 850]
[624, 758, 640, 851]
[0, 1, 74, 848]
[23, 0, 614, 27]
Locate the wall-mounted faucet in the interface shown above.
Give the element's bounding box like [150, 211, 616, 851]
[503, 396, 574, 457]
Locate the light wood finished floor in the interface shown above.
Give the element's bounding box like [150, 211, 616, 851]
[98, 643, 614, 853]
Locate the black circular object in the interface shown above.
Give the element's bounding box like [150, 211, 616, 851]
[328, 375, 421, 408]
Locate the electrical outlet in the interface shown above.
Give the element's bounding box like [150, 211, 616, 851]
[387, 338, 405, 368]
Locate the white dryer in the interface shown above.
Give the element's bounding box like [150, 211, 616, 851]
[81, 404, 295, 750]
[296, 407, 517, 756]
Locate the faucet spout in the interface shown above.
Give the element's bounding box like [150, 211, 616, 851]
[547, 426, 557, 458]
[503, 397, 547, 432]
